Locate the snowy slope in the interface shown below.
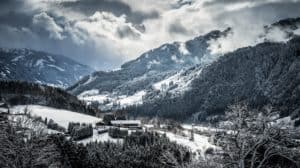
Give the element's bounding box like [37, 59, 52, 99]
[69, 29, 230, 110]
[152, 66, 203, 96]
[157, 130, 218, 157]
[78, 90, 146, 110]
[11, 105, 101, 128]
[68, 29, 230, 96]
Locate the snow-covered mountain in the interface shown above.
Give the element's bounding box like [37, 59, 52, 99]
[130, 37, 300, 122]
[70, 17, 300, 119]
[68, 28, 231, 108]
[0, 48, 94, 88]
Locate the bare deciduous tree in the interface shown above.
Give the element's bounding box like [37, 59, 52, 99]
[219, 103, 300, 168]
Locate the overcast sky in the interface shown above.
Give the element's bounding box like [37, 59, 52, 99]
[0, 0, 300, 70]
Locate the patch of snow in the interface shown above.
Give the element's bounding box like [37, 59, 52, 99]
[34, 79, 43, 84]
[112, 67, 121, 72]
[78, 89, 99, 97]
[0, 107, 8, 113]
[9, 114, 62, 135]
[47, 64, 65, 72]
[144, 124, 155, 129]
[147, 59, 161, 69]
[83, 75, 96, 85]
[79, 94, 110, 104]
[171, 55, 184, 63]
[0, 72, 6, 77]
[275, 116, 295, 128]
[161, 45, 168, 50]
[10, 105, 101, 128]
[182, 124, 221, 132]
[118, 90, 146, 107]
[11, 55, 25, 62]
[47, 55, 55, 62]
[153, 68, 202, 96]
[179, 42, 190, 55]
[157, 130, 217, 157]
[35, 59, 46, 68]
[294, 28, 300, 35]
[79, 90, 146, 109]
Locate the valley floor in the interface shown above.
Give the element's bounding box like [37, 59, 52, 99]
[4, 104, 219, 158]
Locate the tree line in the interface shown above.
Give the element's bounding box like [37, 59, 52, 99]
[0, 80, 99, 116]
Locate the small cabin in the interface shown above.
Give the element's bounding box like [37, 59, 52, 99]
[111, 120, 141, 128]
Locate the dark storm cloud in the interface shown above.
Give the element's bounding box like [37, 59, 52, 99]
[60, 0, 159, 24]
[0, 0, 24, 14]
[0, 11, 32, 28]
[0, 0, 31, 27]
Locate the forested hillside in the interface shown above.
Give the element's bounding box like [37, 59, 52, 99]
[0, 80, 98, 116]
[127, 37, 300, 122]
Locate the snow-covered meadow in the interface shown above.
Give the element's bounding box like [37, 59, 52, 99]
[157, 130, 218, 157]
[8, 105, 219, 156]
[10, 105, 101, 128]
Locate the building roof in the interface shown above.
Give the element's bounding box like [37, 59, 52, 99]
[111, 120, 141, 125]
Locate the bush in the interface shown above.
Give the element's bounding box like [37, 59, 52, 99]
[47, 119, 65, 132]
[68, 123, 93, 141]
[108, 127, 128, 138]
[294, 119, 300, 127]
[86, 132, 192, 168]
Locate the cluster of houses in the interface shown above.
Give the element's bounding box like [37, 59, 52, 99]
[95, 112, 142, 138]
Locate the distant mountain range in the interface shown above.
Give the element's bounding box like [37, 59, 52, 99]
[0, 48, 94, 88]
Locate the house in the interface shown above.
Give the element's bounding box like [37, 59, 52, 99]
[111, 120, 142, 128]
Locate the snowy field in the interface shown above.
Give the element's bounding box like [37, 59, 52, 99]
[8, 105, 219, 154]
[182, 124, 220, 132]
[152, 68, 202, 96]
[11, 105, 101, 128]
[156, 130, 218, 157]
[78, 89, 146, 108]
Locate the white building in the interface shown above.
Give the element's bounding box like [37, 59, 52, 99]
[111, 120, 141, 128]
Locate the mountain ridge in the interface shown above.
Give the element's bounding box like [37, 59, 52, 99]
[128, 37, 300, 122]
[67, 28, 231, 97]
[0, 48, 94, 88]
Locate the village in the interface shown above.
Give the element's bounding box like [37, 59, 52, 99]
[0, 101, 221, 156]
